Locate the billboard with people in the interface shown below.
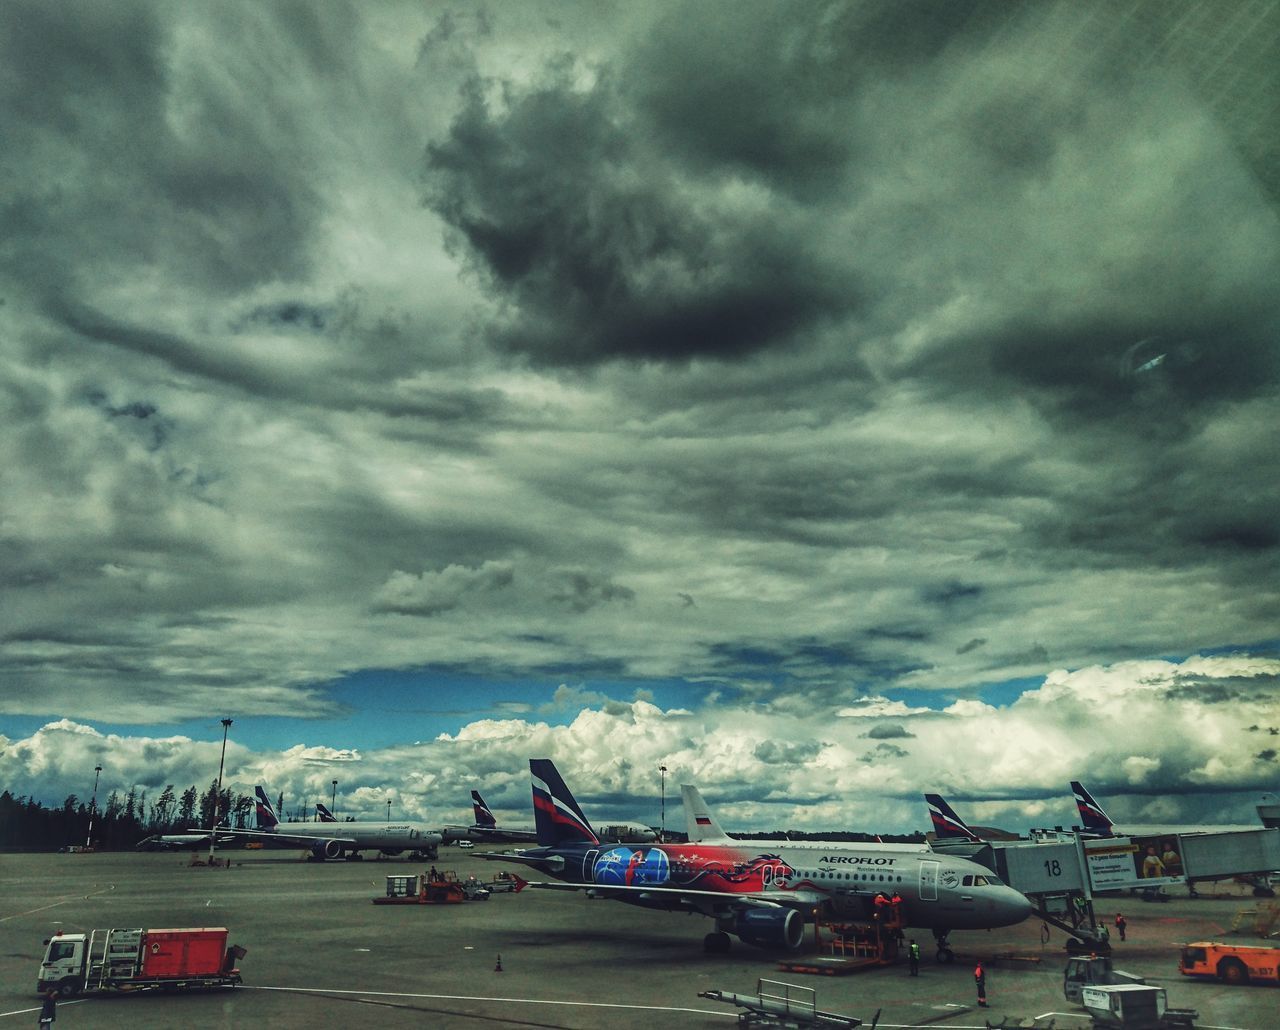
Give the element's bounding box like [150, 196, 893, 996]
[1085, 834, 1186, 890]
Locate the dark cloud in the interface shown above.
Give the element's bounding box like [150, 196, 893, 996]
[549, 571, 635, 613]
[424, 65, 859, 365]
[864, 723, 915, 740]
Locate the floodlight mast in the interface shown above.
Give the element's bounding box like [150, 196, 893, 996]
[84, 765, 103, 849]
[209, 718, 233, 864]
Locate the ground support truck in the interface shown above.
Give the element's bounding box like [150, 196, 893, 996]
[1179, 941, 1280, 985]
[37, 927, 245, 997]
[1080, 984, 1197, 1029]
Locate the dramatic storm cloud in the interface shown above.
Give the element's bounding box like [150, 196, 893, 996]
[2, 1, 1277, 831]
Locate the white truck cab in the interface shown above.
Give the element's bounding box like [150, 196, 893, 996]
[38, 934, 87, 995]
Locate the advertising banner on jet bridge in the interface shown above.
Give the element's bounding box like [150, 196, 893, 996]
[1084, 835, 1186, 890]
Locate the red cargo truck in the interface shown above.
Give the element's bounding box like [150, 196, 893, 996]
[37, 927, 245, 996]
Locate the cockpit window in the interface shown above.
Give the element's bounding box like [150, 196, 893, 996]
[973, 875, 988, 886]
[962, 875, 974, 887]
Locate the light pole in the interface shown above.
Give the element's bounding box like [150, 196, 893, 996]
[84, 765, 102, 849]
[659, 765, 667, 843]
[386, 797, 392, 821]
[209, 718, 233, 865]
[331, 779, 338, 818]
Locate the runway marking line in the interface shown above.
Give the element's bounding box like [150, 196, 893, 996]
[0, 884, 115, 923]
[241, 984, 734, 1017]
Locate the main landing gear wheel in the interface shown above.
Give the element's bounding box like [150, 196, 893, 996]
[704, 931, 732, 955]
[932, 929, 955, 963]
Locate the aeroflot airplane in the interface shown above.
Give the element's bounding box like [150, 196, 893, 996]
[479, 760, 1032, 957]
[462, 788, 657, 845]
[207, 787, 442, 861]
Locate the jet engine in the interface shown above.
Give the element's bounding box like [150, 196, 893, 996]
[312, 839, 344, 860]
[734, 907, 805, 951]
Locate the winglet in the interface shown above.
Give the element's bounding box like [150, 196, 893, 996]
[925, 793, 983, 842]
[1070, 781, 1114, 834]
[681, 783, 731, 842]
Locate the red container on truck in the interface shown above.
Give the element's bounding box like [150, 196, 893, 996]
[37, 927, 246, 997]
[139, 928, 230, 978]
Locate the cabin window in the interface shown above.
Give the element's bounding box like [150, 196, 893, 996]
[1182, 947, 1206, 964]
[48, 942, 76, 962]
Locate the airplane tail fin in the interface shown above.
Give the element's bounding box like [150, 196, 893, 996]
[254, 785, 280, 830]
[315, 802, 338, 823]
[681, 783, 731, 842]
[1071, 780, 1114, 834]
[471, 790, 497, 829]
[530, 759, 599, 848]
[925, 793, 983, 842]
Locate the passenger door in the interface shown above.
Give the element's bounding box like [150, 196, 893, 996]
[919, 860, 939, 902]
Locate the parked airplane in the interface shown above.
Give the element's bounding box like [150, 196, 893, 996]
[1070, 780, 1265, 837]
[458, 790, 537, 844]
[315, 802, 338, 822]
[136, 830, 236, 851]
[204, 787, 441, 861]
[479, 760, 1032, 958]
[455, 788, 657, 845]
[925, 794, 984, 844]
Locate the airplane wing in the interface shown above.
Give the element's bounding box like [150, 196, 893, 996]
[189, 827, 360, 846]
[468, 826, 539, 842]
[520, 878, 812, 914]
[475, 850, 565, 872]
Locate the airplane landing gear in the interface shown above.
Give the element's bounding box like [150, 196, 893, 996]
[933, 928, 955, 963]
[704, 931, 732, 955]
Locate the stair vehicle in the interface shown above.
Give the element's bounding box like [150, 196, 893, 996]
[37, 927, 245, 997]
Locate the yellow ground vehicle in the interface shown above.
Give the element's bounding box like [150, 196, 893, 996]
[1179, 942, 1280, 985]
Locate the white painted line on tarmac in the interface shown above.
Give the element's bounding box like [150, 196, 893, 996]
[242, 983, 736, 1016]
[0, 999, 89, 1020]
[0, 884, 115, 922]
[1036, 1012, 1090, 1021]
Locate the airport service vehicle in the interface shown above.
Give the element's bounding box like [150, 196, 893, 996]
[1064, 955, 1145, 1004]
[212, 787, 441, 861]
[486, 870, 524, 893]
[1080, 984, 1196, 1029]
[373, 871, 509, 904]
[480, 760, 1032, 957]
[37, 927, 245, 997]
[1179, 941, 1280, 985]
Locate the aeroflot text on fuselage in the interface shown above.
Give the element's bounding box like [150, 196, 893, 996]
[819, 855, 897, 865]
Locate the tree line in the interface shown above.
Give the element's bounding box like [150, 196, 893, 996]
[0, 782, 285, 852]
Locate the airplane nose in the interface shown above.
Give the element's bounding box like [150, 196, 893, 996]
[1007, 887, 1035, 924]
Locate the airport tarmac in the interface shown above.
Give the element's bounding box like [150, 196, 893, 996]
[0, 849, 1274, 1028]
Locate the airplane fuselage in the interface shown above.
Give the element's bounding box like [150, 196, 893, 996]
[516, 838, 1032, 931]
[266, 821, 435, 854]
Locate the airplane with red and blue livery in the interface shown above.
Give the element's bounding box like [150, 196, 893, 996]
[478, 759, 1033, 959]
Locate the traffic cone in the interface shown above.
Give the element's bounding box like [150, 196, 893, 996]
[494, 953, 503, 972]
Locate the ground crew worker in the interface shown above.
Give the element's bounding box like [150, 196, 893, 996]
[1115, 913, 1127, 941]
[974, 961, 987, 1007]
[908, 939, 920, 976]
[38, 990, 56, 1027]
